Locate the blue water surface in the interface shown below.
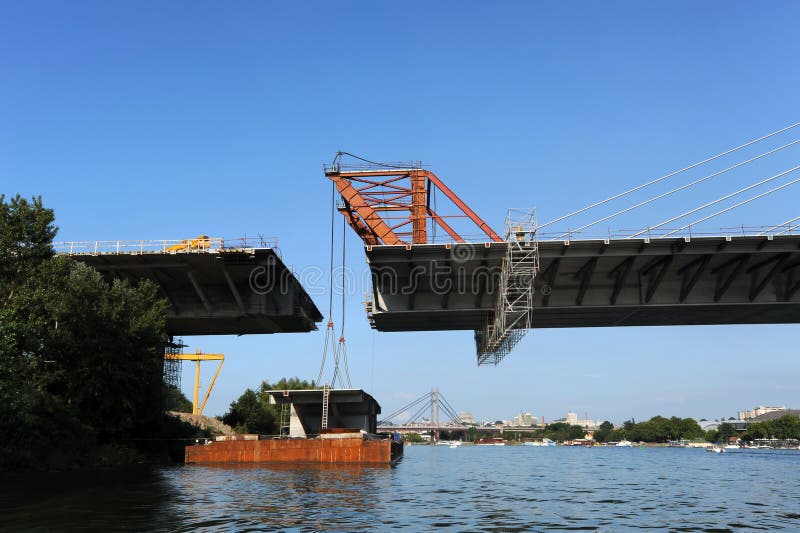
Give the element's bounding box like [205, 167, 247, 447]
[3, 446, 800, 531]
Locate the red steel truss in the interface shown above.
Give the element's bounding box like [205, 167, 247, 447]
[325, 158, 502, 246]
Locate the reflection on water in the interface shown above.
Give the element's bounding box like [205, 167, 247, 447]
[2, 447, 799, 531]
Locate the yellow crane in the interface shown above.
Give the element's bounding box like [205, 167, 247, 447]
[164, 350, 224, 416]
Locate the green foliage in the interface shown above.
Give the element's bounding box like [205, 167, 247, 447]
[542, 422, 586, 442]
[715, 422, 736, 444]
[741, 415, 800, 442]
[405, 432, 426, 443]
[165, 384, 194, 414]
[261, 377, 317, 391]
[220, 376, 316, 435]
[593, 416, 705, 443]
[221, 389, 276, 434]
[0, 195, 168, 470]
[593, 421, 614, 443]
[624, 416, 703, 443]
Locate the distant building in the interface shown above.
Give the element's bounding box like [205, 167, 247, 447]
[738, 405, 787, 420]
[513, 412, 538, 426]
[459, 412, 474, 424]
[557, 411, 600, 429]
[749, 409, 800, 422]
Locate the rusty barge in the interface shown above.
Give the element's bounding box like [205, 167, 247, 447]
[185, 389, 403, 465]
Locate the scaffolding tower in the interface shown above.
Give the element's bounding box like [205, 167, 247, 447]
[162, 338, 185, 410]
[476, 209, 539, 365]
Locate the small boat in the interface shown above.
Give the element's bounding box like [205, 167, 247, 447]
[523, 438, 556, 447]
[615, 440, 633, 447]
[724, 444, 740, 450]
[706, 446, 725, 453]
[437, 440, 463, 447]
[475, 437, 505, 446]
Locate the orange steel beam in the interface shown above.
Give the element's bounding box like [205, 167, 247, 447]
[410, 170, 427, 244]
[326, 164, 502, 245]
[424, 171, 503, 242]
[332, 177, 403, 245]
[427, 207, 465, 243]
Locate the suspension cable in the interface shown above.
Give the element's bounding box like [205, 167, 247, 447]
[539, 122, 800, 230]
[661, 175, 800, 238]
[551, 138, 800, 240]
[627, 165, 800, 238]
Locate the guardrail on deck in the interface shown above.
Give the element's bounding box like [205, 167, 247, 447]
[53, 236, 278, 255]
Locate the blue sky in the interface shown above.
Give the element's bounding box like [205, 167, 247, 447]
[2, 2, 799, 423]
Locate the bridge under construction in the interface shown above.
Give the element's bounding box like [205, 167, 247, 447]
[325, 123, 800, 365]
[56, 238, 322, 336]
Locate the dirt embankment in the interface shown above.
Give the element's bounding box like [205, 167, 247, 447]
[167, 412, 236, 435]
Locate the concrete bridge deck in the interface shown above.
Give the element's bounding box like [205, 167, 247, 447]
[62, 247, 322, 336]
[365, 234, 800, 331]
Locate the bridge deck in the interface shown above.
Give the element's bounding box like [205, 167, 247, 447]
[365, 235, 800, 331]
[66, 248, 322, 336]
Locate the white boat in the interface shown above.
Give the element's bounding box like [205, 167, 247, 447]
[437, 440, 463, 447]
[615, 440, 633, 447]
[724, 444, 740, 450]
[706, 446, 725, 453]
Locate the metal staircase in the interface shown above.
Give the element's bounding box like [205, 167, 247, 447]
[476, 209, 539, 365]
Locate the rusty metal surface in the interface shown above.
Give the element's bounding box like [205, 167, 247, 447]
[185, 438, 400, 465]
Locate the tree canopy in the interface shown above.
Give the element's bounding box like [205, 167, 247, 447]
[0, 195, 169, 470]
[220, 377, 317, 434]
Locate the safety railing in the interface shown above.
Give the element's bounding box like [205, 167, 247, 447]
[539, 224, 800, 242]
[53, 235, 279, 255]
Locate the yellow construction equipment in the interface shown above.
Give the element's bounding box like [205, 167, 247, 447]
[163, 350, 224, 416]
[164, 235, 213, 252]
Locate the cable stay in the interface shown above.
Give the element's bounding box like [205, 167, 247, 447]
[774, 223, 800, 236]
[539, 122, 800, 230]
[758, 216, 800, 236]
[549, 138, 800, 240]
[659, 175, 800, 238]
[627, 164, 800, 238]
[378, 389, 463, 426]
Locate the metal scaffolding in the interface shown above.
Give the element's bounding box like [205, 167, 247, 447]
[162, 339, 185, 410]
[476, 209, 539, 365]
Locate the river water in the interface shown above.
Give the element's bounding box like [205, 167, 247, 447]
[3, 446, 800, 531]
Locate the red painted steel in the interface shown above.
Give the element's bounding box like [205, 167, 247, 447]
[326, 166, 502, 245]
[185, 438, 401, 464]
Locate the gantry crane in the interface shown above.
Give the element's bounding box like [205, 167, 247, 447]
[163, 350, 225, 416]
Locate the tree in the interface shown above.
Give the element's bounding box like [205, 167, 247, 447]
[220, 377, 318, 435]
[0, 195, 168, 470]
[594, 421, 614, 443]
[221, 389, 276, 434]
[716, 422, 736, 444]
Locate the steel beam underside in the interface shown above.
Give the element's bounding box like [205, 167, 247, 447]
[71, 248, 323, 335]
[365, 235, 800, 331]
